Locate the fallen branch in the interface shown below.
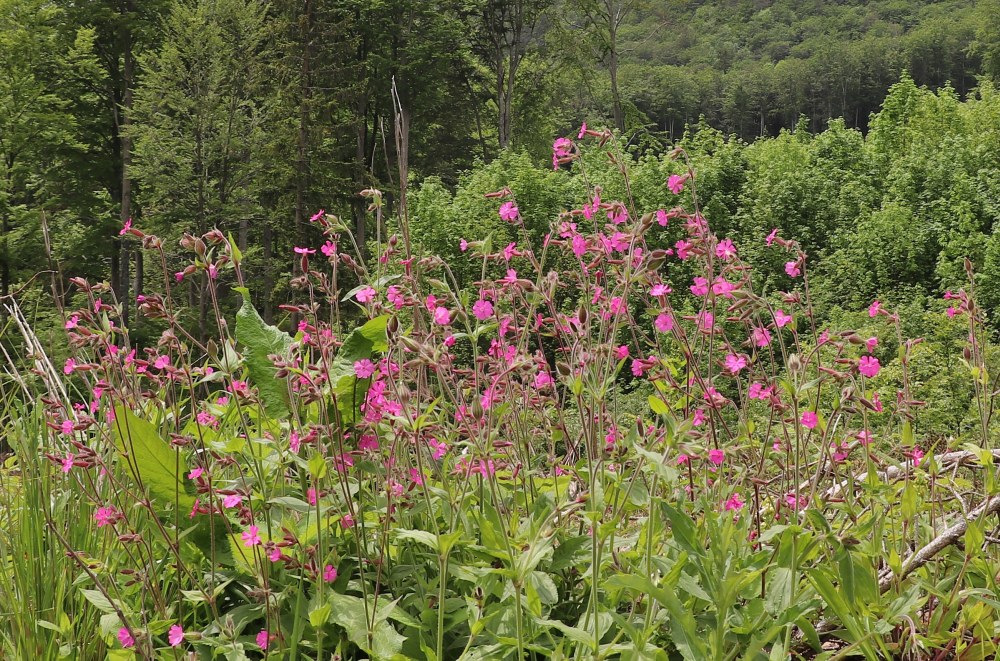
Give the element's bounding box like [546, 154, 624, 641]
[877, 493, 1000, 592]
[819, 449, 1000, 500]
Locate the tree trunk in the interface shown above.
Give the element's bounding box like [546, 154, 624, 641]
[262, 222, 273, 323]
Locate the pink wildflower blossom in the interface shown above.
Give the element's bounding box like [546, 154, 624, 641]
[241, 525, 261, 547]
[715, 238, 737, 261]
[355, 287, 376, 303]
[498, 201, 519, 222]
[169, 625, 184, 647]
[800, 411, 818, 429]
[118, 628, 134, 648]
[858, 355, 880, 378]
[654, 313, 673, 333]
[667, 174, 686, 194]
[785, 261, 801, 278]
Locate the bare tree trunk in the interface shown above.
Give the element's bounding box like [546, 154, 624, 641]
[262, 223, 273, 323]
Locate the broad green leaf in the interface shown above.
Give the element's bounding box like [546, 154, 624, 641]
[235, 287, 292, 418]
[111, 406, 192, 510]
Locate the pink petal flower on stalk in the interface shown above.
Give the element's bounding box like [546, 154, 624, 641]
[868, 300, 881, 317]
[696, 311, 715, 333]
[724, 493, 744, 512]
[321, 241, 336, 257]
[118, 627, 134, 648]
[656, 209, 669, 226]
[353, 359, 376, 379]
[222, 494, 242, 508]
[310, 208, 325, 222]
[708, 449, 725, 466]
[715, 238, 737, 261]
[61, 419, 74, 435]
[866, 336, 878, 352]
[676, 454, 689, 465]
[577, 122, 587, 139]
[654, 313, 673, 333]
[765, 228, 779, 246]
[168, 624, 184, 647]
[725, 353, 747, 373]
[674, 239, 692, 260]
[800, 411, 818, 429]
[571, 234, 586, 257]
[503, 242, 517, 261]
[785, 261, 801, 278]
[293, 246, 315, 255]
[534, 371, 554, 388]
[256, 629, 270, 650]
[65, 315, 79, 330]
[63, 358, 76, 375]
[355, 286, 376, 303]
[858, 355, 880, 378]
[692, 409, 706, 426]
[433, 306, 451, 325]
[341, 514, 355, 529]
[241, 525, 261, 547]
[651, 283, 670, 296]
[690, 277, 709, 297]
[459, 238, 469, 252]
[188, 467, 203, 480]
[667, 174, 686, 194]
[94, 506, 117, 527]
[429, 438, 449, 459]
[498, 201, 519, 222]
[154, 355, 170, 370]
[752, 326, 772, 347]
[615, 345, 630, 360]
[119, 218, 132, 236]
[712, 277, 735, 298]
[774, 310, 793, 328]
[946, 306, 958, 318]
[910, 447, 925, 466]
[553, 137, 572, 158]
[323, 564, 338, 583]
[472, 299, 493, 321]
[208, 263, 218, 280]
[61, 453, 74, 472]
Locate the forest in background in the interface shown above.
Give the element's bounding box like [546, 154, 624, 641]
[3, 0, 1000, 339]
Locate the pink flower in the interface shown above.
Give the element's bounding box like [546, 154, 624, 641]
[712, 277, 735, 298]
[356, 286, 376, 303]
[241, 525, 261, 547]
[294, 246, 315, 255]
[169, 624, 184, 647]
[94, 506, 117, 527]
[65, 315, 79, 330]
[154, 355, 170, 370]
[256, 629, 270, 650]
[61, 452, 74, 472]
[858, 355, 880, 378]
[774, 310, 792, 328]
[498, 201, 519, 222]
[188, 467, 203, 480]
[656, 209, 669, 226]
[724, 353, 746, 373]
[715, 238, 737, 261]
[910, 447, 924, 466]
[752, 326, 772, 347]
[946, 306, 958, 318]
[433, 306, 451, 325]
[321, 241, 336, 257]
[459, 238, 469, 252]
[118, 627, 134, 648]
[630, 359, 646, 377]
[577, 122, 587, 139]
[857, 430, 873, 445]
[708, 448, 724, 465]
[785, 261, 801, 278]
[692, 409, 706, 426]
[765, 228, 779, 246]
[429, 438, 449, 459]
[615, 345, 630, 360]
[222, 494, 242, 508]
[553, 137, 572, 158]
[310, 208, 326, 222]
[654, 313, 673, 333]
[341, 514, 355, 529]
[800, 411, 818, 429]
[119, 218, 132, 236]
[690, 276, 709, 297]
[63, 358, 77, 375]
[323, 564, 338, 583]
[472, 299, 494, 321]
[868, 300, 881, 317]
[571, 234, 587, 257]
[674, 239, 692, 260]
[696, 311, 715, 333]
[676, 454, 689, 465]
[667, 174, 686, 194]
[534, 371, 554, 388]
[353, 359, 376, 379]
[208, 263, 218, 279]
[866, 337, 878, 353]
[724, 493, 744, 512]
[651, 284, 670, 296]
